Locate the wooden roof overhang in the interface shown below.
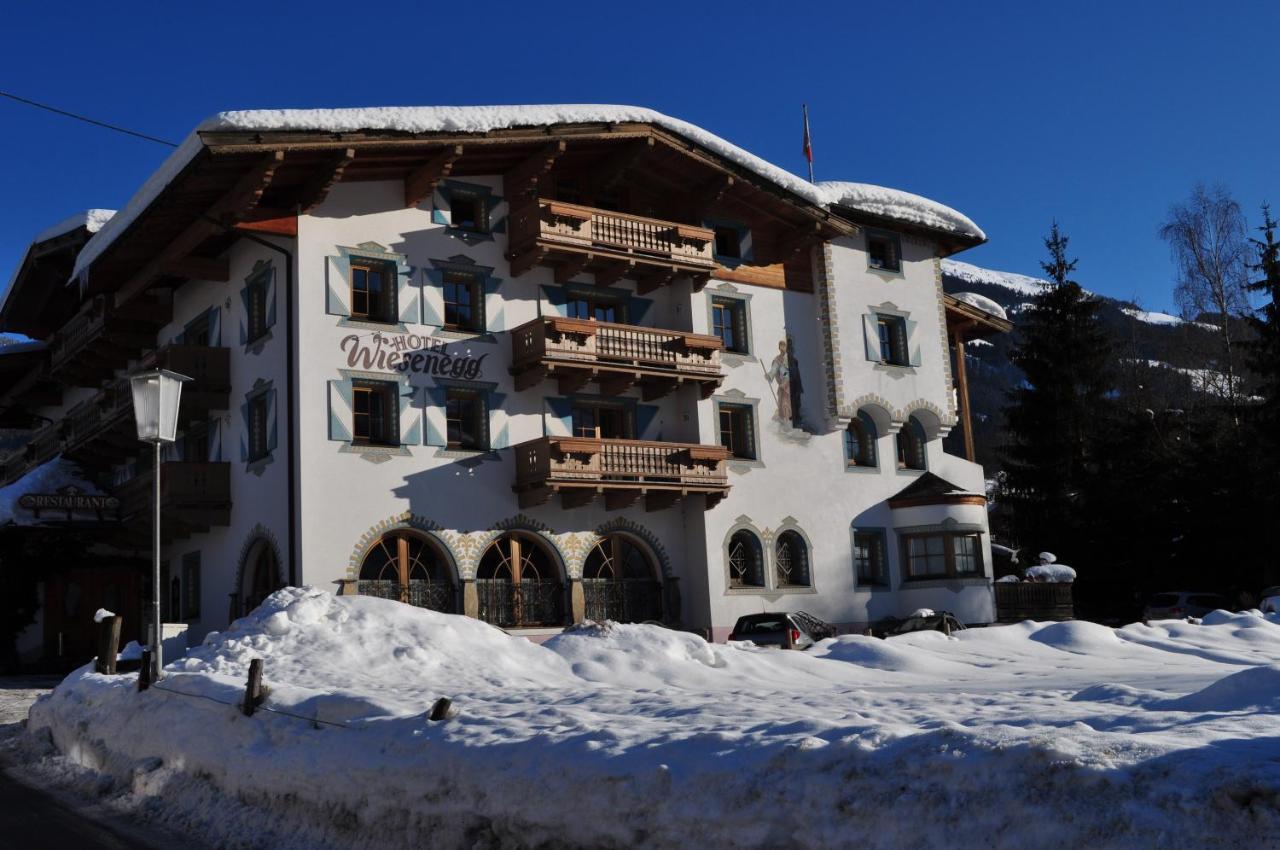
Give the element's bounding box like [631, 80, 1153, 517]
[829, 204, 985, 259]
[887, 472, 987, 509]
[944, 293, 1013, 340]
[1, 227, 92, 339]
[81, 121, 856, 309]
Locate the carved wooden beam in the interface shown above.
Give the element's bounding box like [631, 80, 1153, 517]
[505, 141, 566, 200]
[404, 145, 463, 208]
[595, 137, 654, 191]
[554, 254, 593, 284]
[159, 256, 230, 282]
[636, 267, 676, 295]
[594, 260, 633, 287]
[301, 148, 355, 213]
[115, 151, 285, 308]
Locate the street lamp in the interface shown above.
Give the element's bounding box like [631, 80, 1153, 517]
[129, 368, 190, 682]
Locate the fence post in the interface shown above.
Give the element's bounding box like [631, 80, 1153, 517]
[95, 615, 122, 675]
[243, 658, 264, 717]
[138, 649, 152, 692]
[429, 697, 452, 721]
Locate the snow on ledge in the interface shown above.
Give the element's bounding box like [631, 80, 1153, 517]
[817, 181, 985, 241]
[34, 209, 115, 245]
[951, 291, 1008, 320]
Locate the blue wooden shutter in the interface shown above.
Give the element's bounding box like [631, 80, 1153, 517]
[207, 307, 221, 347]
[483, 274, 505, 332]
[326, 257, 350, 316]
[863, 314, 882, 362]
[398, 266, 420, 325]
[267, 388, 278, 453]
[545, 397, 573, 437]
[489, 389, 510, 449]
[904, 318, 922, 367]
[328, 379, 353, 442]
[423, 385, 448, 447]
[399, 384, 422, 446]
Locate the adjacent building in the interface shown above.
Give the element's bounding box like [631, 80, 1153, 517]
[0, 105, 1010, 664]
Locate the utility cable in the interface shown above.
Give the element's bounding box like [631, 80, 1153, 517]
[0, 90, 178, 147]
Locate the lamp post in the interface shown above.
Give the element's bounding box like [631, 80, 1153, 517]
[129, 368, 190, 682]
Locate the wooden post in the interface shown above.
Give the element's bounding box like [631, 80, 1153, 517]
[243, 658, 264, 717]
[95, 615, 123, 675]
[138, 650, 152, 692]
[782, 623, 795, 650]
[428, 697, 452, 721]
[942, 618, 953, 637]
[952, 326, 977, 463]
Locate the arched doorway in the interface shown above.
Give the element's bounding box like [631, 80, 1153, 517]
[358, 531, 457, 613]
[241, 538, 283, 615]
[582, 534, 663, 623]
[476, 533, 564, 628]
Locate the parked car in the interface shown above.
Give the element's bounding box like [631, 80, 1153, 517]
[727, 611, 836, 649]
[1142, 591, 1228, 620]
[1259, 587, 1280, 615]
[879, 610, 966, 637]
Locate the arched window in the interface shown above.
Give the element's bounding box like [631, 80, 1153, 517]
[727, 530, 765, 588]
[242, 539, 282, 615]
[775, 530, 811, 587]
[845, 412, 878, 468]
[476, 533, 564, 627]
[582, 534, 663, 623]
[358, 531, 456, 613]
[896, 416, 927, 470]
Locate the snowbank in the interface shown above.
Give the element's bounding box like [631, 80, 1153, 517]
[1025, 563, 1077, 583]
[816, 181, 986, 240]
[952, 290, 1008, 319]
[24, 589, 1280, 850]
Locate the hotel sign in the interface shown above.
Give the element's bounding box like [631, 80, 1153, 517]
[340, 333, 489, 380]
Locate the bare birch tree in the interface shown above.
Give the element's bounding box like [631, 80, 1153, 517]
[1159, 184, 1251, 401]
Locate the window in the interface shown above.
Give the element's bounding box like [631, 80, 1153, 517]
[854, 531, 888, 586]
[476, 533, 564, 628]
[247, 271, 270, 341]
[182, 420, 210, 464]
[714, 226, 742, 259]
[443, 270, 483, 332]
[845, 413, 877, 468]
[571, 404, 629, 439]
[867, 231, 902, 272]
[774, 530, 811, 588]
[352, 381, 397, 446]
[902, 532, 984, 580]
[727, 530, 765, 588]
[896, 416, 927, 471]
[449, 191, 488, 233]
[567, 293, 626, 324]
[445, 389, 487, 450]
[711, 297, 749, 355]
[181, 552, 201, 620]
[582, 535, 663, 623]
[184, 312, 211, 346]
[718, 403, 757, 460]
[876, 314, 910, 366]
[248, 394, 269, 462]
[358, 531, 456, 613]
[351, 258, 397, 323]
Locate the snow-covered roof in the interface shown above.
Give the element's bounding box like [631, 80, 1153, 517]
[33, 209, 115, 245]
[951, 291, 1008, 320]
[73, 105, 985, 278]
[817, 181, 985, 241]
[0, 455, 104, 526]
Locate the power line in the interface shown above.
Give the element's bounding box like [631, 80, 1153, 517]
[0, 90, 178, 147]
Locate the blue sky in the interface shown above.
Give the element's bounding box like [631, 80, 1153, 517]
[1, 0, 1275, 313]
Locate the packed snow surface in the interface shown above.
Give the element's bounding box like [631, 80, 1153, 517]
[815, 181, 985, 240]
[1121, 306, 1219, 332]
[74, 104, 983, 278]
[25, 588, 1280, 850]
[951, 290, 1008, 320]
[941, 258, 1051, 295]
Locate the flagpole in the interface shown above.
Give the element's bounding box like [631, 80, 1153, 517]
[802, 104, 815, 184]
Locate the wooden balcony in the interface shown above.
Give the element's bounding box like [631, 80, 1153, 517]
[49, 294, 170, 385]
[513, 437, 730, 511]
[511, 317, 723, 399]
[507, 199, 716, 291]
[144, 344, 231, 412]
[116, 461, 231, 542]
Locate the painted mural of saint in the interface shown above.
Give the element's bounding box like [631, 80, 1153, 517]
[766, 339, 803, 428]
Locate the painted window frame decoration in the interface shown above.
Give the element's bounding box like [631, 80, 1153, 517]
[424, 378, 509, 458]
[844, 411, 879, 470]
[705, 284, 754, 364]
[862, 307, 922, 368]
[866, 228, 903, 274]
[327, 368, 419, 462]
[326, 242, 416, 329]
[714, 395, 761, 466]
[852, 527, 890, 588]
[240, 379, 277, 475]
[431, 179, 506, 246]
[241, 259, 276, 350]
[424, 255, 505, 339]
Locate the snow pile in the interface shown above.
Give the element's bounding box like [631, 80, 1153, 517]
[0, 455, 102, 525]
[817, 181, 985, 240]
[951, 291, 1008, 320]
[24, 588, 1280, 850]
[1024, 563, 1078, 582]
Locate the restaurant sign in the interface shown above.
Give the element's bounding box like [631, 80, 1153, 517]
[340, 332, 489, 380]
[19, 486, 120, 521]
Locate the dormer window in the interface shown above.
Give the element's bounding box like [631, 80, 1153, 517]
[714, 226, 742, 260]
[867, 231, 902, 272]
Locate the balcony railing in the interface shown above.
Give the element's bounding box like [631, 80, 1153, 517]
[508, 199, 716, 286]
[513, 437, 730, 511]
[115, 461, 231, 541]
[511, 316, 723, 398]
[48, 294, 170, 383]
[145, 345, 231, 411]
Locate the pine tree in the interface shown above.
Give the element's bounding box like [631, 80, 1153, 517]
[1000, 223, 1115, 557]
[1246, 204, 1280, 427]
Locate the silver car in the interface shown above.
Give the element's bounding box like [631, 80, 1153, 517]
[1143, 591, 1227, 621]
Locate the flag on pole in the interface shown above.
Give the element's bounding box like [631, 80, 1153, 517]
[802, 104, 814, 183]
